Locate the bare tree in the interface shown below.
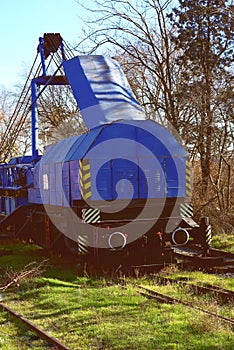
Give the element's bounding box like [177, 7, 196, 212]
[0, 87, 28, 160]
[37, 85, 86, 150]
[74, 0, 234, 230]
[76, 0, 181, 127]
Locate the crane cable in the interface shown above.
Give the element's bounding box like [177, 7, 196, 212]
[0, 39, 76, 161]
[8, 53, 58, 151]
[0, 53, 42, 160]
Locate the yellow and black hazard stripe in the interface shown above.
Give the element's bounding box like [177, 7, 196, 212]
[77, 235, 89, 255]
[186, 160, 192, 197]
[180, 203, 193, 218]
[205, 224, 212, 247]
[82, 208, 101, 223]
[79, 159, 91, 200]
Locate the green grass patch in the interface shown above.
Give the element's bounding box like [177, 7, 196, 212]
[0, 241, 233, 349]
[157, 268, 234, 291]
[0, 310, 47, 349]
[212, 233, 234, 253]
[138, 278, 234, 320]
[3, 278, 234, 350]
[0, 240, 44, 270]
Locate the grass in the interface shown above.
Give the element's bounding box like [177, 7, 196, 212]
[157, 268, 234, 291]
[0, 310, 47, 349]
[212, 233, 234, 253]
[3, 278, 234, 350]
[0, 240, 234, 349]
[138, 274, 234, 320]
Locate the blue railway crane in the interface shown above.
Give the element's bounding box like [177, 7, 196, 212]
[0, 33, 212, 264]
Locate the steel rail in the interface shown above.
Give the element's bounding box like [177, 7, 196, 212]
[134, 284, 234, 327]
[0, 302, 70, 350]
[155, 276, 234, 303]
[172, 247, 234, 273]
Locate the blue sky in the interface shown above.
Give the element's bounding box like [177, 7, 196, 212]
[0, 0, 90, 89]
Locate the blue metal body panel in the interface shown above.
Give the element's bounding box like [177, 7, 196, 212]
[62, 162, 70, 207]
[166, 157, 186, 197]
[64, 133, 87, 161]
[30, 119, 187, 205]
[91, 159, 112, 201]
[28, 188, 43, 204]
[92, 120, 184, 157]
[112, 159, 139, 200]
[49, 163, 56, 205]
[65, 128, 103, 161]
[139, 157, 165, 199]
[42, 136, 78, 164]
[55, 163, 63, 206]
[69, 160, 81, 200]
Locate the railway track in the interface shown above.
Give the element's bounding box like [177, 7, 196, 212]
[0, 301, 70, 350]
[155, 276, 234, 304]
[132, 284, 234, 328]
[172, 247, 234, 273]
